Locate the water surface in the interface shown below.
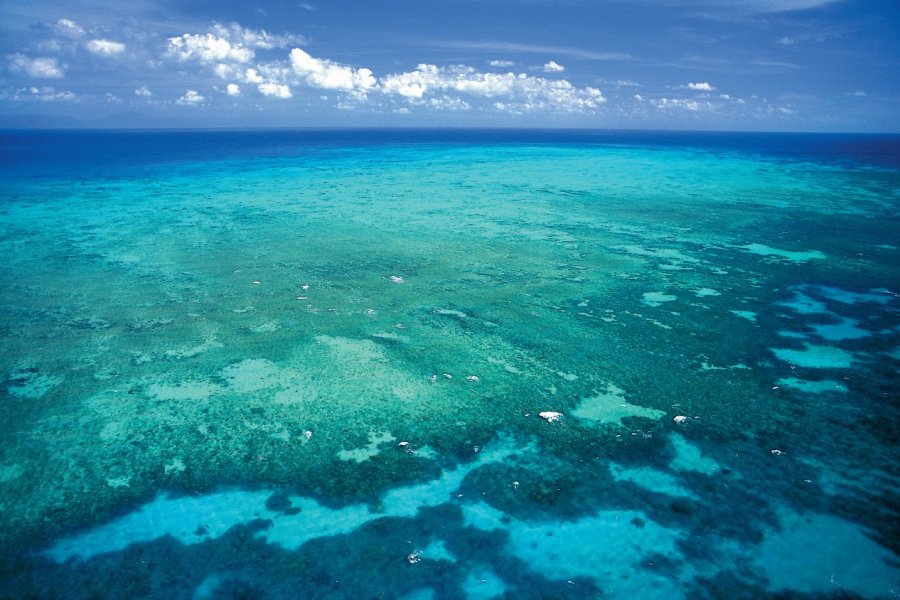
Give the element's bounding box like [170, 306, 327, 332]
[1, 129, 898, 598]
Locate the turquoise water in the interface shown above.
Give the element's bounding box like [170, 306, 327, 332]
[1, 130, 899, 598]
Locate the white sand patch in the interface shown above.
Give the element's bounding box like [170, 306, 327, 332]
[44, 489, 276, 562]
[435, 308, 468, 319]
[337, 431, 396, 463]
[271, 385, 317, 405]
[392, 383, 420, 402]
[777, 292, 829, 315]
[810, 317, 870, 341]
[609, 463, 697, 499]
[45, 435, 531, 563]
[421, 539, 456, 562]
[699, 361, 750, 372]
[467, 504, 687, 598]
[106, 476, 131, 489]
[463, 567, 506, 599]
[646, 318, 672, 329]
[771, 344, 854, 369]
[812, 285, 893, 305]
[411, 445, 438, 459]
[99, 420, 132, 442]
[194, 574, 223, 600]
[669, 433, 720, 475]
[777, 377, 847, 393]
[315, 335, 388, 363]
[742, 243, 825, 263]
[265, 497, 376, 549]
[642, 291, 677, 307]
[556, 371, 578, 381]
[573, 383, 665, 426]
[222, 358, 285, 393]
[382, 436, 528, 518]
[754, 509, 899, 598]
[164, 458, 186, 475]
[250, 321, 280, 333]
[487, 356, 523, 374]
[699, 361, 724, 372]
[800, 457, 899, 497]
[164, 337, 222, 359]
[694, 288, 720, 297]
[370, 331, 410, 343]
[777, 330, 807, 339]
[132, 352, 154, 364]
[146, 381, 222, 401]
[462, 501, 507, 531]
[730, 310, 757, 322]
[269, 430, 291, 442]
[615, 244, 700, 264]
[398, 589, 436, 600]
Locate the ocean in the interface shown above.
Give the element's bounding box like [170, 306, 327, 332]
[1, 129, 898, 598]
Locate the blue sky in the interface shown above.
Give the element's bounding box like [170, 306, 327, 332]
[1, 0, 898, 131]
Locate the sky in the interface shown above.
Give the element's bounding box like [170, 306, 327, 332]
[1, 0, 898, 131]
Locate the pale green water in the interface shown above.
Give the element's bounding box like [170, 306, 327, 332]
[1, 131, 898, 598]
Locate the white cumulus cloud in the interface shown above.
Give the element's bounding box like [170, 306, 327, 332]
[8, 54, 65, 79]
[652, 97, 715, 111]
[687, 82, 715, 91]
[87, 39, 126, 56]
[156, 21, 607, 112]
[176, 89, 206, 105]
[167, 33, 254, 64]
[258, 82, 292, 98]
[15, 86, 76, 101]
[429, 96, 471, 111]
[167, 23, 306, 69]
[55, 18, 84, 38]
[135, 85, 152, 97]
[380, 64, 604, 112]
[208, 23, 306, 50]
[543, 60, 565, 73]
[37, 39, 63, 53]
[289, 48, 376, 93]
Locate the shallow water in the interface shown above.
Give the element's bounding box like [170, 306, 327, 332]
[1, 129, 899, 598]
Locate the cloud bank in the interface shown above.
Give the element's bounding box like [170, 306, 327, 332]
[8, 54, 65, 79]
[86, 39, 125, 56]
[0, 18, 800, 123]
[157, 23, 607, 113]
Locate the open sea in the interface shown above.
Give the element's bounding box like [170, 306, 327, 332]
[1, 129, 898, 599]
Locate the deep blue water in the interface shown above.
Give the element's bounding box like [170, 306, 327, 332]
[4, 129, 900, 178]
